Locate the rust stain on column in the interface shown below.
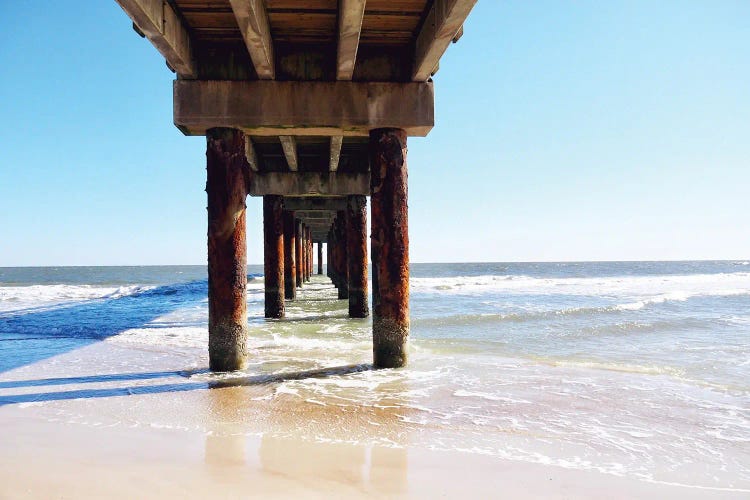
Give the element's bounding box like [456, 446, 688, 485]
[318, 242, 323, 275]
[347, 195, 369, 318]
[295, 219, 303, 288]
[370, 128, 409, 368]
[263, 195, 285, 318]
[283, 210, 296, 300]
[206, 127, 250, 372]
[336, 211, 349, 300]
[308, 228, 313, 279]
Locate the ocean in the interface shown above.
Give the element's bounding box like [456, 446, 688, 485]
[0, 261, 748, 493]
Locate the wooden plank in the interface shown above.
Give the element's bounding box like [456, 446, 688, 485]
[337, 0, 367, 80]
[248, 172, 369, 196]
[245, 136, 259, 171]
[228, 0, 275, 79]
[174, 80, 434, 137]
[329, 136, 343, 172]
[279, 136, 298, 171]
[115, 0, 195, 77]
[412, 0, 477, 81]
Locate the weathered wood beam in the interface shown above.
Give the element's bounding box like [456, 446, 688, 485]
[248, 172, 369, 197]
[279, 136, 298, 171]
[245, 137, 259, 171]
[329, 136, 343, 172]
[174, 81, 434, 137]
[337, 0, 367, 80]
[115, 0, 195, 78]
[228, 0, 275, 79]
[413, 0, 477, 81]
[283, 197, 347, 211]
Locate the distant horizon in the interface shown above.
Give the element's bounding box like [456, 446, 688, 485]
[1, 258, 748, 269]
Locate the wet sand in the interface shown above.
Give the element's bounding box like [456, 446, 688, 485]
[1, 401, 743, 499]
[0, 339, 745, 499]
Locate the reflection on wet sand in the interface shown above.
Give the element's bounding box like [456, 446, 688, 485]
[202, 369, 412, 495]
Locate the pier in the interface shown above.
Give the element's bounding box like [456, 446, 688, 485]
[115, 0, 478, 371]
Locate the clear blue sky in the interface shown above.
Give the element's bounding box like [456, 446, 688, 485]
[1, 1, 748, 265]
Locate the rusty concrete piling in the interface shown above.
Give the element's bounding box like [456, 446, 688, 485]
[263, 195, 285, 318]
[336, 211, 349, 300]
[295, 219, 303, 288]
[206, 127, 249, 372]
[370, 128, 409, 368]
[347, 195, 369, 318]
[318, 242, 323, 275]
[283, 210, 296, 300]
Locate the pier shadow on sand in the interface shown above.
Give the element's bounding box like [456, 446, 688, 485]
[0, 364, 373, 406]
[0, 280, 209, 374]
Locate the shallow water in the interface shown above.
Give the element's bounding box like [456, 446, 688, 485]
[0, 262, 748, 492]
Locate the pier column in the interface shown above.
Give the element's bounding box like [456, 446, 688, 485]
[295, 219, 303, 288]
[308, 228, 313, 279]
[263, 195, 285, 318]
[347, 195, 369, 318]
[327, 231, 333, 280]
[206, 127, 249, 372]
[283, 211, 296, 300]
[336, 211, 349, 300]
[318, 242, 323, 275]
[303, 227, 308, 282]
[370, 128, 409, 368]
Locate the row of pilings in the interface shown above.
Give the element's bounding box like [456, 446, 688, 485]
[263, 197, 316, 319]
[206, 127, 409, 372]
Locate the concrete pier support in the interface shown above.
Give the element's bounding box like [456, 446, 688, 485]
[295, 219, 303, 288]
[302, 227, 308, 282]
[283, 211, 296, 300]
[370, 128, 409, 368]
[263, 196, 285, 318]
[318, 242, 323, 275]
[327, 230, 333, 280]
[347, 195, 369, 318]
[308, 228, 313, 279]
[206, 127, 249, 372]
[336, 211, 349, 300]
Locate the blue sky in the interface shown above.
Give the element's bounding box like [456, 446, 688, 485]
[0, 1, 747, 265]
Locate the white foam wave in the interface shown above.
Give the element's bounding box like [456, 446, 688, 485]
[411, 272, 750, 307]
[0, 284, 155, 313]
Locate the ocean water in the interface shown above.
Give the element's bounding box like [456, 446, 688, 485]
[0, 261, 748, 492]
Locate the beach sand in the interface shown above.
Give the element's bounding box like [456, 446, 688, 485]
[0, 340, 744, 499]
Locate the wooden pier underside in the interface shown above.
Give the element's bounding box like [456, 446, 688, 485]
[115, 0, 478, 369]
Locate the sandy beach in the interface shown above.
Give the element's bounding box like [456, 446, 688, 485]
[0, 330, 746, 499]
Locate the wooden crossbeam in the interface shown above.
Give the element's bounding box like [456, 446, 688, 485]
[336, 0, 367, 80]
[174, 81, 434, 137]
[228, 0, 275, 80]
[115, 0, 195, 77]
[283, 197, 347, 211]
[245, 137, 259, 171]
[413, 0, 477, 81]
[279, 136, 298, 171]
[248, 172, 369, 197]
[329, 136, 343, 172]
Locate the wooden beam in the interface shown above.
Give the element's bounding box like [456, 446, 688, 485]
[413, 0, 477, 81]
[337, 0, 367, 80]
[115, 0, 195, 78]
[245, 136, 259, 171]
[248, 172, 369, 197]
[228, 0, 275, 80]
[283, 197, 347, 211]
[279, 136, 298, 171]
[329, 136, 343, 172]
[174, 81, 434, 137]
